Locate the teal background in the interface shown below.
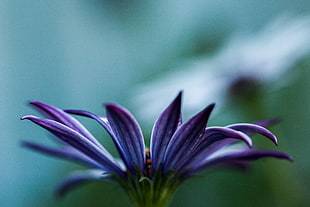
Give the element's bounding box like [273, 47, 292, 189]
[1, 1, 309, 207]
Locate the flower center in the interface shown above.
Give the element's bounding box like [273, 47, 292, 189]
[145, 148, 152, 177]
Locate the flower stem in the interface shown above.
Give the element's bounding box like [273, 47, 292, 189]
[118, 170, 181, 207]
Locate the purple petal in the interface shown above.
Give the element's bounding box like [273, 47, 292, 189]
[176, 127, 253, 170]
[21, 141, 102, 168]
[150, 92, 182, 170]
[64, 110, 113, 136]
[254, 118, 280, 127]
[105, 104, 145, 173]
[56, 169, 110, 198]
[163, 103, 215, 172]
[227, 123, 278, 145]
[30, 102, 103, 149]
[21, 115, 123, 175]
[202, 127, 253, 148]
[186, 149, 293, 177]
[65, 109, 131, 172]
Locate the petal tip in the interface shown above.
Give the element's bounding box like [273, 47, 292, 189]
[248, 140, 253, 148]
[201, 103, 216, 117]
[104, 103, 119, 110]
[170, 91, 183, 108]
[20, 115, 37, 120]
[20, 140, 29, 147]
[176, 90, 183, 99]
[29, 101, 45, 108]
[210, 102, 216, 107]
[285, 155, 294, 162]
[105, 103, 130, 116]
[206, 103, 216, 112]
[29, 101, 39, 105]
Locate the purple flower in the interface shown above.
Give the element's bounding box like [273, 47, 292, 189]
[21, 92, 292, 207]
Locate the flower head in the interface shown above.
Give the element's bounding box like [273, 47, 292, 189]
[22, 92, 291, 207]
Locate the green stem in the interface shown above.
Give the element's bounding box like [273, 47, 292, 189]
[118, 170, 182, 207]
[129, 177, 178, 207]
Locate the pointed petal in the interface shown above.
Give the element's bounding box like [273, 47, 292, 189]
[30, 102, 103, 148]
[64, 109, 128, 168]
[203, 127, 253, 148]
[56, 169, 111, 198]
[21, 141, 102, 168]
[105, 104, 145, 173]
[64, 110, 113, 136]
[176, 127, 253, 170]
[186, 149, 293, 177]
[163, 103, 215, 172]
[150, 92, 182, 170]
[254, 118, 280, 127]
[21, 115, 123, 175]
[227, 123, 278, 145]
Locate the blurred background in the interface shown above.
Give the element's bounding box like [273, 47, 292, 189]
[1, 0, 309, 206]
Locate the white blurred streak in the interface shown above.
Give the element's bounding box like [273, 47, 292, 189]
[219, 15, 310, 82]
[132, 15, 310, 122]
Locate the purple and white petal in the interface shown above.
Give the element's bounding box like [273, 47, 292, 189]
[30, 102, 103, 148]
[163, 103, 215, 172]
[175, 127, 253, 170]
[64, 109, 130, 167]
[186, 145, 292, 177]
[254, 118, 280, 128]
[202, 127, 253, 148]
[105, 104, 145, 173]
[227, 123, 278, 145]
[56, 169, 111, 198]
[21, 141, 102, 168]
[64, 110, 113, 136]
[150, 92, 182, 170]
[21, 115, 123, 175]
